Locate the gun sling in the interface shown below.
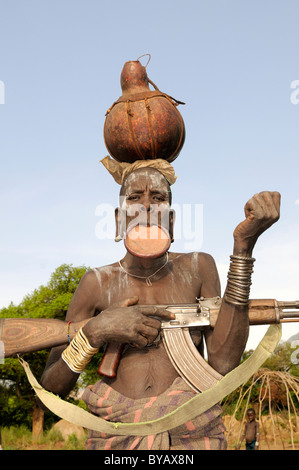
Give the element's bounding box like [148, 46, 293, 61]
[19, 324, 281, 435]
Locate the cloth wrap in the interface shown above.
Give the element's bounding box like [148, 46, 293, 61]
[101, 156, 177, 185]
[82, 377, 227, 450]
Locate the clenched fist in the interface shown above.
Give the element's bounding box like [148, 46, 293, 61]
[233, 191, 281, 255]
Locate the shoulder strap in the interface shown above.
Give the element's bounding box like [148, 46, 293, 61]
[19, 324, 281, 436]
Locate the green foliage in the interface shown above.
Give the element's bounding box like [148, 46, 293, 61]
[22, 263, 89, 319]
[1, 425, 33, 450]
[0, 263, 90, 429]
[0, 302, 25, 319]
[263, 342, 299, 377]
[0, 352, 48, 428]
[2, 425, 87, 450]
[241, 341, 299, 377]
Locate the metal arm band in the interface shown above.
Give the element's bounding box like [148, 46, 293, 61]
[224, 255, 256, 306]
[61, 327, 99, 373]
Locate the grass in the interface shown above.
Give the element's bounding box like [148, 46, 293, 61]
[1, 425, 87, 450]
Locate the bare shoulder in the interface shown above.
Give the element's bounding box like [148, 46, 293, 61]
[79, 262, 119, 287]
[89, 262, 119, 288]
[170, 251, 219, 297]
[65, 263, 118, 320]
[170, 251, 216, 272]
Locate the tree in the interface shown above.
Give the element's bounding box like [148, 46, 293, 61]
[262, 342, 299, 378]
[0, 264, 90, 435]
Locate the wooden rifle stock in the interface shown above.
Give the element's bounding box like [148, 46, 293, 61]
[0, 317, 89, 358]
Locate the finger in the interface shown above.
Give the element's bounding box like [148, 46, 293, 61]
[255, 192, 274, 217]
[260, 191, 280, 219]
[139, 324, 159, 342]
[270, 191, 281, 214]
[143, 317, 162, 330]
[118, 296, 139, 308]
[244, 194, 266, 219]
[141, 306, 175, 321]
[250, 191, 280, 222]
[245, 192, 274, 219]
[131, 334, 148, 349]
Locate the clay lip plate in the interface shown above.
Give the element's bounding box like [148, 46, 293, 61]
[124, 224, 171, 258]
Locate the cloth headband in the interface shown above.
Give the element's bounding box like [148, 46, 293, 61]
[101, 156, 177, 186]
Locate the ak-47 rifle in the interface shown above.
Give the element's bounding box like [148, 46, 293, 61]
[1, 297, 299, 391]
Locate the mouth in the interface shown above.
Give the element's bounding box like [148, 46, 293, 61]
[124, 224, 171, 258]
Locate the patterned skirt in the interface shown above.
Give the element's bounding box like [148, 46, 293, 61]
[81, 377, 227, 450]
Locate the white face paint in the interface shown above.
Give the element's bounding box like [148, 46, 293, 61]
[116, 168, 174, 254]
[119, 168, 172, 229]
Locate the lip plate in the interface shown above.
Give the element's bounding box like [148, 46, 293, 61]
[124, 224, 171, 259]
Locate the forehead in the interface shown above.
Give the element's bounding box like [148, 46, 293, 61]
[124, 168, 169, 192]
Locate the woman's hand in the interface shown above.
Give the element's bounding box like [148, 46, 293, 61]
[233, 191, 281, 256]
[82, 296, 174, 348]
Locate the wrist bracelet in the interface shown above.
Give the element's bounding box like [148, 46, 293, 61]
[224, 255, 255, 306]
[67, 321, 72, 343]
[62, 327, 99, 373]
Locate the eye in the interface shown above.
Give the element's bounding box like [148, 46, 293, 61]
[153, 194, 167, 202]
[127, 194, 140, 201]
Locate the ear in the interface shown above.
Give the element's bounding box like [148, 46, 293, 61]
[169, 208, 175, 243]
[115, 207, 125, 242]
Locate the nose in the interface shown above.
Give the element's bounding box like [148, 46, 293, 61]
[140, 200, 153, 212]
[140, 205, 153, 212]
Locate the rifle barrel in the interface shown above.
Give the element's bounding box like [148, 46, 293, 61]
[277, 301, 299, 309]
[280, 310, 299, 319]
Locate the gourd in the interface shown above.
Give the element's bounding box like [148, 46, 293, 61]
[103, 56, 185, 163]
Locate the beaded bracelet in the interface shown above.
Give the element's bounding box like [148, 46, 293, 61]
[61, 327, 99, 373]
[224, 255, 256, 306]
[67, 321, 72, 343]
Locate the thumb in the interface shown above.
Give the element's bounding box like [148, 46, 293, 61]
[118, 296, 139, 307]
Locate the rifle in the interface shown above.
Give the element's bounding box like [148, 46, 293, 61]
[1, 298, 299, 391]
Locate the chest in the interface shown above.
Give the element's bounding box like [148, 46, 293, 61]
[99, 267, 201, 309]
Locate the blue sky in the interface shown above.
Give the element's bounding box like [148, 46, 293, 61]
[0, 1, 298, 349]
